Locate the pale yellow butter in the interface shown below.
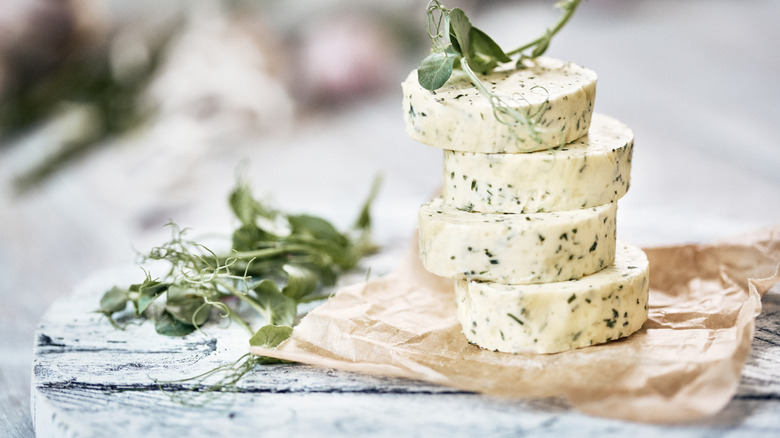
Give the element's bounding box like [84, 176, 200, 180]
[418, 197, 616, 284]
[443, 113, 633, 213]
[456, 241, 649, 354]
[402, 57, 597, 153]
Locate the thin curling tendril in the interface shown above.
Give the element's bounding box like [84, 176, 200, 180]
[420, 0, 581, 147]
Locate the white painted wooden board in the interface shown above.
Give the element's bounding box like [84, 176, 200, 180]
[32, 266, 780, 437]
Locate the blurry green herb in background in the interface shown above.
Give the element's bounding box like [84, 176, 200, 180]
[0, 24, 179, 192]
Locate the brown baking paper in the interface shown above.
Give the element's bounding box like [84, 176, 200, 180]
[250, 225, 780, 423]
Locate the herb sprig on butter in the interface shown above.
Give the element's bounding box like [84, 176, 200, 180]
[99, 177, 380, 351]
[417, 0, 582, 143]
[418, 0, 581, 90]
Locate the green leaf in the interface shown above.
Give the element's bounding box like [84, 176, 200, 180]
[438, 8, 512, 79]
[448, 8, 472, 60]
[281, 264, 319, 300]
[229, 183, 259, 227]
[100, 287, 129, 314]
[248, 324, 293, 348]
[280, 234, 348, 267]
[251, 355, 287, 365]
[235, 258, 287, 281]
[139, 280, 169, 296]
[470, 27, 511, 63]
[165, 285, 209, 326]
[353, 174, 382, 231]
[282, 256, 338, 286]
[469, 53, 499, 74]
[229, 180, 276, 228]
[287, 214, 347, 246]
[417, 47, 460, 91]
[252, 280, 297, 326]
[135, 280, 169, 314]
[532, 31, 552, 57]
[515, 55, 530, 70]
[232, 224, 275, 252]
[155, 311, 196, 336]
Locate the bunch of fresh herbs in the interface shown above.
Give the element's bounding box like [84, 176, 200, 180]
[99, 176, 380, 353]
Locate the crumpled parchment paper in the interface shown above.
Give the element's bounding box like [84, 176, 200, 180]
[251, 226, 780, 423]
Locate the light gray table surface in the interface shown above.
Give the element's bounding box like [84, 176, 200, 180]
[3, 1, 780, 436]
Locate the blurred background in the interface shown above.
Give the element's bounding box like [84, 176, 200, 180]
[1, 0, 779, 435]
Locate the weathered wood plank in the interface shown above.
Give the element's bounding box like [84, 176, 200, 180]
[0, 366, 35, 437]
[741, 291, 780, 397]
[31, 268, 780, 437]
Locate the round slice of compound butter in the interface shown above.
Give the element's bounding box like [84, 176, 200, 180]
[455, 241, 649, 354]
[402, 57, 597, 153]
[443, 113, 633, 214]
[418, 197, 616, 284]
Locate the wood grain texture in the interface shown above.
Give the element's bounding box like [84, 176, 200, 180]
[31, 269, 780, 437]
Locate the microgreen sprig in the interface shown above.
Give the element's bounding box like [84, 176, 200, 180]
[152, 352, 286, 407]
[417, 0, 582, 144]
[507, 0, 582, 61]
[418, 0, 581, 91]
[99, 176, 381, 352]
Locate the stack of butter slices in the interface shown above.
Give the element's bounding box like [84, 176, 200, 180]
[402, 57, 649, 354]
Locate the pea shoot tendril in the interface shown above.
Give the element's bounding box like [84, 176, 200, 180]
[417, 0, 582, 143]
[98, 176, 381, 395]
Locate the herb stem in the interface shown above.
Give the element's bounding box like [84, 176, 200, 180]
[507, 38, 541, 57]
[227, 312, 255, 335]
[506, 0, 581, 57]
[214, 278, 269, 323]
[233, 292, 274, 328]
[231, 244, 323, 260]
